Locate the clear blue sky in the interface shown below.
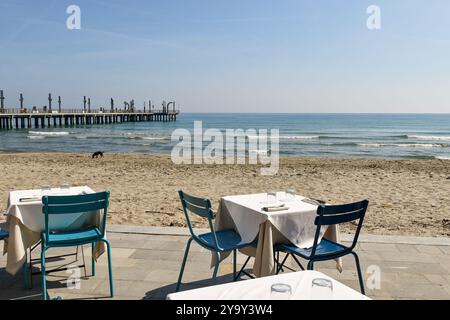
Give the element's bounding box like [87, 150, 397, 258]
[0, 0, 449, 113]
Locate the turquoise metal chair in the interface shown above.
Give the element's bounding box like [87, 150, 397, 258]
[0, 228, 8, 240]
[176, 191, 254, 292]
[274, 200, 369, 294]
[41, 191, 114, 300]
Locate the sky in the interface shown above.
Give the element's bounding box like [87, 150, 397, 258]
[0, 0, 449, 113]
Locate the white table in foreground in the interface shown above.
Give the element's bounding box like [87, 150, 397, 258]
[166, 271, 370, 300]
[4, 186, 105, 275]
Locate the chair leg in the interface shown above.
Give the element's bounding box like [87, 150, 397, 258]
[91, 243, 95, 277]
[75, 245, 79, 261]
[352, 252, 365, 295]
[212, 252, 220, 285]
[276, 251, 285, 273]
[276, 253, 289, 274]
[103, 239, 114, 297]
[22, 259, 29, 289]
[307, 260, 314, 270]
[41, 245, 47, 300]
[233, 249, 237, 281]
[291, 254, 306, 271]
[176, 237, 193, 292]
[81, 245, 87, 278]
[235, 256, 252, 280]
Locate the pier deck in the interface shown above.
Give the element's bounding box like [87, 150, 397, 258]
[0, 109, 179, 129]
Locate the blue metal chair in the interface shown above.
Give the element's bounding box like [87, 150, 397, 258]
[41, 191, 114, 300]
[1, 227, 31, 289]
[0, 228, 8, 240]
[176, 190, 254, 292]
[274, 200, 369, 294]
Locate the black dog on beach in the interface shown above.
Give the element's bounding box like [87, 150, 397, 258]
[92, 151, 104, 159]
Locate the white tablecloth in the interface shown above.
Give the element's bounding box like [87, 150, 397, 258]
[215, 193, 341, 277]
[222, 193, 327, 249]
[3, 186, 106, 275]
[167, 270, 369, 300]
[7, 186, 96, 232]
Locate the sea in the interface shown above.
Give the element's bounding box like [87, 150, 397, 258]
[1, 113, 450, 160]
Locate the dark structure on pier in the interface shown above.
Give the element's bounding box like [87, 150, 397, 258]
[0, 91, 179, 129]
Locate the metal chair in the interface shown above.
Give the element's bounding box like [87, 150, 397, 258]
[40, 191, 114, 300]
[0, 228, 8, 240]
[0, 226, 30, 288]
[274, 200, 369, 294]
[176, 190, 255, 292]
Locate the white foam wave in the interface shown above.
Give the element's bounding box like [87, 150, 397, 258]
[280, 135, 320, 140]
[436, 156, 450, 160]
[249, 149, 268, 154]
[409, 135, 450, 141]
[28, 131, 70, 136]
[27, 135, 46, 140]
[359, 143, 446, 148]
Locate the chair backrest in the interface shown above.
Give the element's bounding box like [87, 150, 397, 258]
[178, 190, 220, 250]
[42, 191, 110, 241]
[310, 199, 369, 258]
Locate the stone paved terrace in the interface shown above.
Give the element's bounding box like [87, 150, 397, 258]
[1, 225, 450, 300]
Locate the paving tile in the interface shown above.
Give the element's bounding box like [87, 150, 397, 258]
[359, 243, 399, 253]
[423, 274, 449, 286]
[378, 251, 438, 263]
[381, 261, 447, 275]
[395, 244, 419, 254]
[415, 245, 445, 255]
[438, 246, 450, 255]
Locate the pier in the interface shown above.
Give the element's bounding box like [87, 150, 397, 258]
[0, 91, 179, 129]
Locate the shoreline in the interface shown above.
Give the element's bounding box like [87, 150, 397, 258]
[1, 152, 449, 237]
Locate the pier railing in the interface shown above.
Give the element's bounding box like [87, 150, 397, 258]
[0, 108, 180, 115]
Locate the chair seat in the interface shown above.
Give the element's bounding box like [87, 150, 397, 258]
[0, 228, 9, 240]
[42, 227, 102, 245]
[198, 229, 250, 251]
[278, 239, 348, 259]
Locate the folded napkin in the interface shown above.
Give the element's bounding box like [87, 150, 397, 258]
[19, 197, 41, 203]
[262, 204, 289, 212]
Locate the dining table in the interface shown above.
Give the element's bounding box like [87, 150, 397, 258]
[214, 192, 342, 277]
[167, 270, 369, 300]
[3, 186, 106, 275]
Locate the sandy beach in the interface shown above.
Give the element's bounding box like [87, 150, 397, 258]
[0, 152, 449, 237]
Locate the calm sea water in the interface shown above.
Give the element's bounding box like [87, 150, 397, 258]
[1, 113, 450, 160]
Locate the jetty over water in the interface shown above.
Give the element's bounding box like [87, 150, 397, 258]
[0, 91, 179, 129]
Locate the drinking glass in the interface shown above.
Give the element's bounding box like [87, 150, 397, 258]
[311, 278, 333, 300]
[267, 191, 277, 204]
[60, 183, 71, 190]
[285, 189, 296, 202]
[40, 184, 51, 196]
[270, 283, 292, 300]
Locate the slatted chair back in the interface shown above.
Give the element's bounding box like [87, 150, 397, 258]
[178, 190, 220, 250]
[310, 200, 369, 258]
[42, 191, 110, 242]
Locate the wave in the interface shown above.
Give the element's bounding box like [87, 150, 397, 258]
[408, 135, 450, 141]
[72, 133, 170, 141]
[359, 143, 447, 148]
[28, 131, 71, 136]
[249, 149, 268, 154]
[27, 135, 46, 140]
[435, 156, 450, 160]
[280, 135, 320, 140]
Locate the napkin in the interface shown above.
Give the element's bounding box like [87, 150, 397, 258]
[262, 204, 289, 212]
[19, 197, 41, 203]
